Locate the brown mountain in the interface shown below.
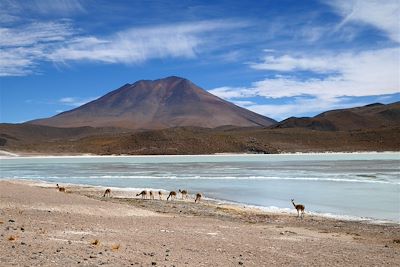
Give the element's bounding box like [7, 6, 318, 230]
[275, 102, 400, 131]
[28, 76, 276, 129]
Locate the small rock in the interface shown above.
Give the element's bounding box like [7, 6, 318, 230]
[166, 249, 170, 253]
[21, 242, 26, 245]
[11, 245, 15, 249]
[8, 219, 15, 223]
[239, 261, 244, 265]
[89, 255, 97, 259]
[151, 262, 157, 266]
[20, 227, 25, 232]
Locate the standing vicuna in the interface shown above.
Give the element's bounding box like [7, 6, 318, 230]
[195, 193, 202, 203]
[103, 188, 111, 197]
[136, 190, 148, 199]
[56, 184, 66, 192]
[179, 189, 188, 199]
[158, 191, 163, 200]
[149, 190, 155, 200]
[291, 199, 305, 218]
[167, 191, 177, 201]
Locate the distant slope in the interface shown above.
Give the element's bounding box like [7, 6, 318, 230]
[275, 102, 400, 131]
[28, 76, 276, 129]
[0, 123, 127, 148]
[1, 123, 399, 155]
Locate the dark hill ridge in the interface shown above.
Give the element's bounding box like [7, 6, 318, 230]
[275, 102, 400, 131]
[28, 76, 276, 130]
[2, 101, 399, 154]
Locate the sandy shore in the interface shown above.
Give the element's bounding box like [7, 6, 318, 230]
[0, 181, 399, 266]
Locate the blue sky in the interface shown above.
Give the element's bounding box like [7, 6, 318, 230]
[0, 0, 399, 122]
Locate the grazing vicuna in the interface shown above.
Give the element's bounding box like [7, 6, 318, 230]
[179, 189, 188, 199]
[158, 191, 163, 200]
[149, 190, 155, 200]
[103, 188, 111, 197]
[136, 190, 148, 199]
[56, 184, 66, 192]
[291, 199, 305, 218]
[167, 191, 177, 201]
[195, 193, 202, 203]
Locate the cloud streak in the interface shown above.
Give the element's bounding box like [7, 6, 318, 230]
[211, 47, 399, 120]
[0, 21, 75, 76]
[0, 20, 246, 76]
[326, 0, 400, 42]
[219, 48, 399, 99]
[59, 96, 98, 107]
[48, 20, 246, 64]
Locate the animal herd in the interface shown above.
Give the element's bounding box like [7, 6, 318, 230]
[135, 189, 202, 203]
[56, 184, 306, 217]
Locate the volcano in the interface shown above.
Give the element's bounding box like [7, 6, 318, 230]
[28, 76, 276, 129]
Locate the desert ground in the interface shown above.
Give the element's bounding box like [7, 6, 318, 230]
[0, 180, 399, 266]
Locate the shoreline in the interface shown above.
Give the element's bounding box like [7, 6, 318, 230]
[1, 150, 399, 159]
[3, 178, 399, 225]
[1, 180, 399, 266]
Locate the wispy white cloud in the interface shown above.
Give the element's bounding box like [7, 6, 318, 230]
[0, 21, 74, 47]
[59, 96, 98, 107]
[0, 20, 246, 76]
[48, 20, 246, 64]
[0, 21, 74, 76]
[0, 0, 85, 17]
[248, 48, 399, 98]
[211, 47, 399, 120]
[231, 100, 256, 106]
[242, 97, 370, 121]
[326, 0, 400, 42]
[30, 0, 85, 15]
[209, 86, 255, 99]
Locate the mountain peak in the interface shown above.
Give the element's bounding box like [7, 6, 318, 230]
[28, 77, 276, 129]
[132, 76, 188, 85]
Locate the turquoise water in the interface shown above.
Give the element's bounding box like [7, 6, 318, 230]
[1, 153, 399, 222]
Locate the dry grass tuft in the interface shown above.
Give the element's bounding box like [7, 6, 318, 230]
[91, 239, 100, 246]
[111, 244, 120, 251]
